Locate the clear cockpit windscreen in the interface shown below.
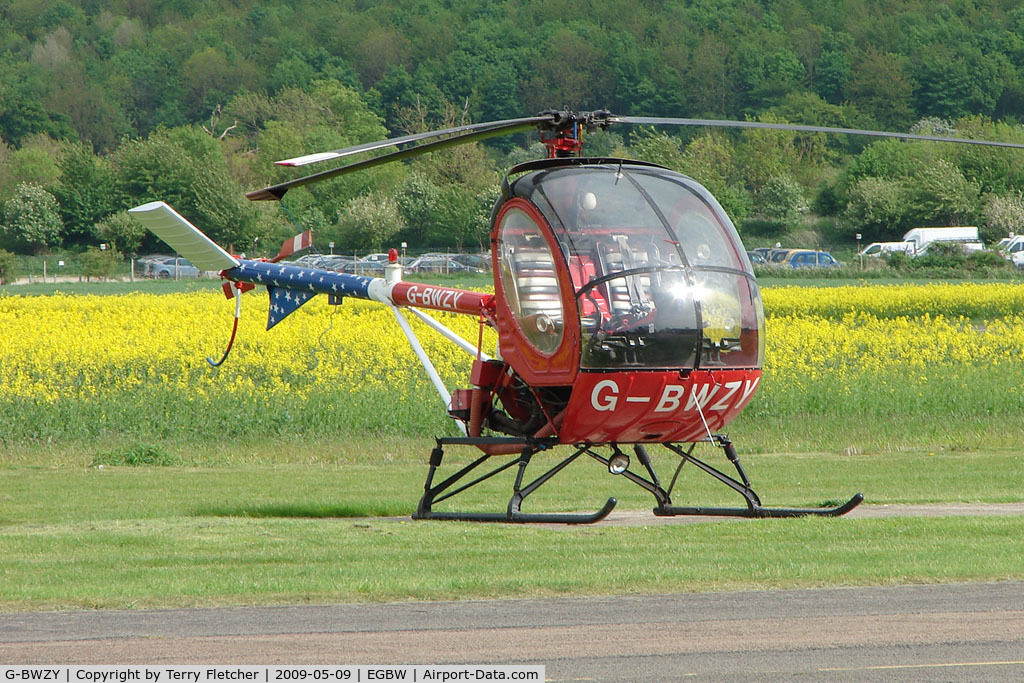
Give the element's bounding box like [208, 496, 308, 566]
[514, 163, 765, 371]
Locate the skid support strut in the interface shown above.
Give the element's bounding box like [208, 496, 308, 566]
[412, 435, 861, 524]
[651, 436, 863, 518]
[581, 436, 861, 518]
[413, 437, 617, 524]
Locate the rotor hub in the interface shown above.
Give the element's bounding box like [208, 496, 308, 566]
[537, 110, 615, 158]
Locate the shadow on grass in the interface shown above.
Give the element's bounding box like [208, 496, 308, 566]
[194, 502, 410, 519]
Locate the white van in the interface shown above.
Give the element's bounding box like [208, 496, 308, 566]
[858, 241, 915, 257]
[902, 226, 980, 256]
[999, 235, 1024, 258]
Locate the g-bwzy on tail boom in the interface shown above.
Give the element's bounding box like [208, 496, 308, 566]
[131, 110, 1024, 523]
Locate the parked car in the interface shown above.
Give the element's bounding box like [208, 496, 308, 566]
[784, 250, 841, 268]
[289, 254, 359, 272]
[747, 250, 767, 264]
[407, 256, 485, 273]
[997, 235, 1024, 260]
[902, 226, 979, 255]
[769, 248, 797, 264]
[449, 253, 490, 271]
[858, 241, 915, 257]
[135, 254, 173, 278]
[151, 257, 201, 278]
[350, 260, 386, 275]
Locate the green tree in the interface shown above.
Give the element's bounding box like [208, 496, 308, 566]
[847, 49, 915, 129]
[252, 80, 401, 217]
[332, 192, 404, 252]
[112, 126, 260, 249]
[109, 47, 187, 136]
[759, 174, 808, 226]
[681, 133, 752, 225]
[51, 141, 122, 246]
[736, 114, 803, 195]
[45, 60, 131, 152]
[937, 116, 1024, 195]
[4, 140, 61, 198]
[628, 129, 685, 171]
[845, 139, 935, 183]
[395, 171, 443, 247]
[0, 248, 16, 283]
[982, 191, 1024, 244]
[93, 210, 146, 255]
[843, 176, 909, 240]
[682, 133, 734, 188]
[522, 24, 616, 112]
[813, 48, 851, 105]
[685, 34, 732, 116]
[1, 182, 63, 252]
[905, 159, 981, 227]
[79, 245, 118, 280]
[0, 76, 76, 146]
[429, 185, 495, 250]
[182, 47, 240, 120]
[395, 100, 498, 249]
[735, 41, 807, 111]
[913, 47, 1003, 121]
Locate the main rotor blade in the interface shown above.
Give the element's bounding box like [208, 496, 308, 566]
[248, 115, 554, 201]
[609, 115, 1024, 149]
[275, 115, 555, 167]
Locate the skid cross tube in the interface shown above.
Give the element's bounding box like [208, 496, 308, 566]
[583, 444, 671, 509]
[413, 437, 616, 524]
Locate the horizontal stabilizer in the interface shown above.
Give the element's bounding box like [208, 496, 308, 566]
[129, 201, 240, 272]
[267, 286, 317, 329]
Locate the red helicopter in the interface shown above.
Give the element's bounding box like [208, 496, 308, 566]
[131, 110, 1024, 523]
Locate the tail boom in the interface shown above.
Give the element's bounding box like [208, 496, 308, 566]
[223, 260, 491, 328]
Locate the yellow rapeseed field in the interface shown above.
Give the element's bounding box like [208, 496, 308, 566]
[0, 290, 488, 402]
[762, 281, 1024, 319]
[1, 281, 1023, 449]
[1, 282, 1023, 402]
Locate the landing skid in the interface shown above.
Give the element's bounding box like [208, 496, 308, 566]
[413, 437, 617, 524]
[606, 437, 863, 519]
[413, 435, 862, 524]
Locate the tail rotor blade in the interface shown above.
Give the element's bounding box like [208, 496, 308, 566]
[128, 201, 240, 271]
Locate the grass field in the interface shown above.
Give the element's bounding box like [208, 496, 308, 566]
[2, 448, 1024, 611]
[2, 278, 1024, 611]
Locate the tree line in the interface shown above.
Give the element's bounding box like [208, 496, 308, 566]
[3, 0, 1024, 258]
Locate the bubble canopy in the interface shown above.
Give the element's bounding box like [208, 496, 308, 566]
[496, 161, 764, 372]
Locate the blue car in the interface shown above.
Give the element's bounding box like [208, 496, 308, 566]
[786, 250, 840, 268]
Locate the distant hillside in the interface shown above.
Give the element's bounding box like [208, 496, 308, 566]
[2, 0, 1024, 256]
[3, 0, 1024, 148]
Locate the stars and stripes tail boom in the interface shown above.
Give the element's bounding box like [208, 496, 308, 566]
[224, 260, 491, 329]
[129, 201, 492, 330]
